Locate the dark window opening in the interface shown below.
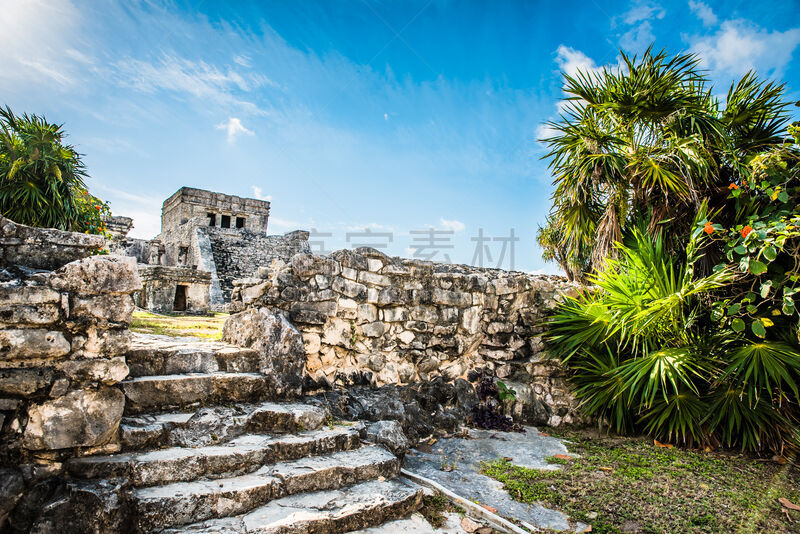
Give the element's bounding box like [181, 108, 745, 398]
[221, 215, 231, 228]
[207, 213, 216, 226]
[177, 246, 189, 265]
[173, 285, 187, 311]
[236, 217, 245, 229]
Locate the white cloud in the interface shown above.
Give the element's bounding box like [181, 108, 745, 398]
[688, 0, 718, 27]
[384, 113, 389, 121]
[690, 20, 800, 78]
[115, 54, 276, 115]
[621, 1, 665, 25]
[216, 117, 254, 143]
[617, 1, 665, 53]
[233, 54, 251, 67]
[555, 45, 602, 78]
[439, 218, 465, 232]
[251, 186, 272, 201]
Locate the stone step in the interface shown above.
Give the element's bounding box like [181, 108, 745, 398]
[120, 401, 330, 450]
[67, 426, 361, 487]
[131, 446, 400, 531]
[126, 334, 260, 377]
[164, 477, 424, 534]
[120, 372, 270, 414]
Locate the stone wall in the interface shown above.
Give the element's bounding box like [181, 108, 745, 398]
[0, 217, 105, 271]
[208, 228, 310, 302]
[136, 265, 211, 313]
[0, 219, 141, 466]
[228, 247, 582, 426]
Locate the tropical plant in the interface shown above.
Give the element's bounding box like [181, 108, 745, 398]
[538, 47, 793, 276]
[0, 106, 109, 234]
[545, 219, 800, 453]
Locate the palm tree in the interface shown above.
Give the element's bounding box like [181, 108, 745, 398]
[0, 106, 100, 232]
[539, 47, 792, 276]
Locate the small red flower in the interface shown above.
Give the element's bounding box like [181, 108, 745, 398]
[95, 205, 101, 210]
[704, 221, 714, 235]
[728, 183, 739, 190]
[741, 225, 753, 238]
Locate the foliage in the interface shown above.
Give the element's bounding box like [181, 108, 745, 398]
[537, 47, 792, 276]
[0, 106, 109, 234]
[544, 223, 799, 452]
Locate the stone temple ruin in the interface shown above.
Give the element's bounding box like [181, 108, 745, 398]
[0, 189, 583, 533]
[108, 187, 310, 313]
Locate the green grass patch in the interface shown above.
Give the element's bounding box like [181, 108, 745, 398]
[131, 310, 228, 340]
[419, 491, 465, 528]
[480, 429, 800, 533]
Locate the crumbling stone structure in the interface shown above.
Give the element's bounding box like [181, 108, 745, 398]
[108, 187, 310, 312]
[229, 247, 582, 427]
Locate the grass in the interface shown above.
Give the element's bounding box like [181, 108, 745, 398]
[480, 429, 800, 534]
[130, 310, 228, 340]
[419, 491, 465, 528]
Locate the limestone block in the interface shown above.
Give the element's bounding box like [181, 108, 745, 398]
[431, 289, 472, 307]
[0, 303, 60, 326]
[365, 420, 408, 456]
[417, 355, 440, 373]
[322, 318, 350, 346]
[314, 274, 331, 290]
[357, 303, 378, 323]
[381, 307, 408, 322]
[59, 357, 129, 385]
[49, 255, 141, 295]
[0, 285, 60, 306]
[331, 278, 367, 300]
[492, 277, 522, 295]
[0, 329, 70, 360]
[397, 330, 415, 344]
[77, 328, 131, 357]
[0, 368, 54, 396]
[358, 271, 391, 287]
[290, 254, 340, 278]
[487, 321, 514, 334]
[367, 258, 384, 272]
[22, 387, 124, 450]
[69, 294, 134, 325]
[361, 321, 386, 338]
[289, 301, 336, 325]
[377, 287, 404, 306]
[461, 306, 481, 334]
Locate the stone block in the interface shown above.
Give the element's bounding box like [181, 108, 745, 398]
[23, 387, 125, 450]
[0, 304, 60, 326]
[290, 254, 340, 278]
[0, 329, 70, 360]
[69, 294, 134, 325]
[59, 357, 129, 385]
[332, 278, 367, 300]
[381, 307, 408, 322]
[0, 368, 54, 396]
[49, 255, 141, 295]
[289, 302, 336, 325]
[358, 271, 391, 287]
[431, 289, 471, 307]
[361, 321, 386, 338]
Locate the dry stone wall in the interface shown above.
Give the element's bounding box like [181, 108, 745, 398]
[0, 218, 141, 466]
[229, 247, 582, 426]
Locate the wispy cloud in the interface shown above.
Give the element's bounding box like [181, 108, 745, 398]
[555, 45, 602, 78]
[114, 54, 276, 115]
[439, 218, 465, 232]
[216, 117, 254, 143]
[689, 20, 800, 78]
[251, 186, 272, 201]
[617, 1, 666, 53]
[688, 0, 718, 27]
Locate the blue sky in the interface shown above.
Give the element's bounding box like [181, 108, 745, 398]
[2, 0, 799, 273]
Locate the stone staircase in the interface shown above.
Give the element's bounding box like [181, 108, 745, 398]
[64, 333, 423, 533]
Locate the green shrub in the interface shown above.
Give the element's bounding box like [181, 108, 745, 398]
[0, 106, 110, 234]
[545, 218, 800, 452]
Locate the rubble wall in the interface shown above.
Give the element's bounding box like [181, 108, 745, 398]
[0, 218, 141, 466]
[207, 228, 310, 301]
[229, 247, 582, 426]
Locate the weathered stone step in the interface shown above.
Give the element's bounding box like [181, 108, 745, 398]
[121, 372, 270, 414]
[164, 477, 423, 534]
[67, 426, 361, 487]
[120, 401, 330, 450]
[132, 446, 399, 531]
[126, 333, 260, 377]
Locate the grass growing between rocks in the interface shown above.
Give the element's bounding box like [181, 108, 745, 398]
[419, 492, 466, 528]
[130, 310, 228, 340]
[480, 429, 800, 534]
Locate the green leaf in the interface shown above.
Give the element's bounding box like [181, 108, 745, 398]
[783, 298, 796, 315]
[746, 304, 758, 313]
[751, 320, 766, 338]
[734, 244, 747, 255]
[763, 246, 777, 261]
[749, 259, 768, 275]
[731, 318, 746, 332]
[777, 190, 789, 203]
[727, 303, 741, 315]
